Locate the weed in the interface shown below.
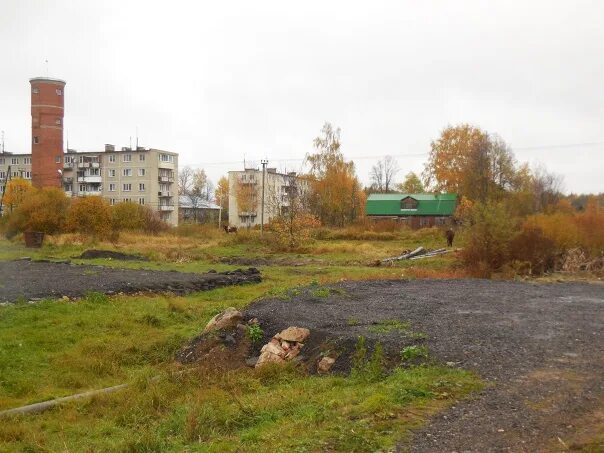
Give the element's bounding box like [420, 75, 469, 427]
[138, 314, 162, 327]
[351, 336, 385, 382]
[347, 318, 359, 326]
[311, 287, 330, 298]
[247, 324, 264, 343]
[369, 319, 410, 334]
[401, 345, 429, 361]
[84, 291, 109, 304]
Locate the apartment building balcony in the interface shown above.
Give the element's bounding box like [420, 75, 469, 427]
[63, 177, 73, 183]
[78, 191, 102, 196]
[77, 162, 90, 169]
[158, 176, 175, 183]
[63, 162, 74, 169]
[158, 204, 175, 211]
[91, 162, 100, 168]
[77, 176, 102, 183]
[64, 191, 73, 197]
[158, 191, 172, 197]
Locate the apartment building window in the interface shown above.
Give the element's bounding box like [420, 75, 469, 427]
[108, 169, 116, 177]
[139, 154, 145, 161]
[109, 155, 116, 163]
[159, 154, 173, 163]
[123, 198, 131, 203]
[79, 184, 86, 192]
[138, 168, 145, 176]
[24, 171, 31, 179]
[55, 156, 61, 163]
[0, 158, 4, 165]
[33, 137, 39, 144]
[110, 199, 116, 206]
[12, 171, 19, 177]
[138, 197, 145, 205]
[139, 183, 145, 191]
[123, 168, 132, 177]
[0, 171, 5, 179]
[123, 183, 132, 192]
[24, 157, 31, 164]
[109, 183, 116, 191]
[123, 154, 132, 162]
[11, 158, 18, 165]
[65, 184, 72, 192]
[0, 185, 4, 193]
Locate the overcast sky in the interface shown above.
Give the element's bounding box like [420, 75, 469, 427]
[1, 0, 603, 193]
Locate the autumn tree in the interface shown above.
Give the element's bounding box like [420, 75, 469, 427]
[397, 171, 424, 193]
[179, 166, 214, 223]
[269, 176, 319, 250]
[306, 122, 365, 226]
[215, 176, 229, 222]
[235, 177, 259, 229]
[423, 124, 518, 202]
[66, 196, 113, 239]
[7, 187, 69, 235]
[1, 178, 34, 213]
[369, 155, 399, 192]
[111, 201, 147, 231]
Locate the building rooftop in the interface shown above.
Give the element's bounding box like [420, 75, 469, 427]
[366, 193, 458, 216]
[29, 77, 66, 85]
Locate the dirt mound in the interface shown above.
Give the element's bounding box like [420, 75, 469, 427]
[77, 249, 149, 261]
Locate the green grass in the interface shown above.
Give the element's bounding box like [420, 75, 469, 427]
[0, 230, 477, 451]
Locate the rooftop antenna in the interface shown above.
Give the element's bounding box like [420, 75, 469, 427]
[129, 136, 132, 149]
[65, 129, 69, 152]
[45, 59, 49, 78]
[1, 131, 4, 154]
[135, 126, 139, 149]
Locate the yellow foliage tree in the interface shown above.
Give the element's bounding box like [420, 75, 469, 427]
[66, 196, 113, 239]
[8, 188, 70, 234]
[2, 178, 35, 213]
[306, 123, 364, 226]
[215, 176, 229, 221]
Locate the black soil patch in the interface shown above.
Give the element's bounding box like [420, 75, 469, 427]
[76, 249, 148, 261]
[244, 279, 604, 452]
[218, 256, 323, 267]
[0, 260, 261, 303]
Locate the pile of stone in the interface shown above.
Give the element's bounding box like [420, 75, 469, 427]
[256, 327, 310, 367]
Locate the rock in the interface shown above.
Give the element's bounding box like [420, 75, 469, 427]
[260, 341, 286, 357]
[222, 334, 236, 346]
[247, 318, 259, 325]
[256, 351, 286, 367]
[317, 356, 336, 374]
[276, 327, 310, 343]
[245, 356, 259, 367]
[61, 296, 70, 301]
[285, 344, 302, 360]
[203, 307, 243, 333]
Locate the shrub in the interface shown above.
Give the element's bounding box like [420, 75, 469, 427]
[269, 212, 320, 251]
[509, 225, 557, 275]
[1, 178, 34, 213]
[574, 198, 604, 253]
[7, 188, 70, 235]
[524, 212, 579, 251]
[111, 202, 147, 231]
[460, 201, 517, 276]
[141, 207, 169, 235]
[66, 197, 113, 240]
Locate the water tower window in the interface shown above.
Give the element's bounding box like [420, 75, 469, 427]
[55, 119, 62, 125]
[56, 89, 62, 95]
[55, 156, 62, 163]
[32, 87, 39, 94]
[33, 136, 39, 144]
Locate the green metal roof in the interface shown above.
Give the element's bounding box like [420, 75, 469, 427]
[365, 193, 457, 216]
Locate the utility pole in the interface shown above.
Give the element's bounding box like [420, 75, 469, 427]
[217, 194, 222, 230]
[260, 159, 268, 233]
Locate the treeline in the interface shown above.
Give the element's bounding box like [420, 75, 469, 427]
[1, 180, 167, 240]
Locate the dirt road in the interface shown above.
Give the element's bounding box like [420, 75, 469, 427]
[246, 279, 604, 452]
[0, 260, 260, 303]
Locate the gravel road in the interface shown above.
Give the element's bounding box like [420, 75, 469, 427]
[246, 279, 604, 452]
[0, 260, 260, 303]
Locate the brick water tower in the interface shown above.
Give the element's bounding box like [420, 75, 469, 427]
[30, 77, 66, 188]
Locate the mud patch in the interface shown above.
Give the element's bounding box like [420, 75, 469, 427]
[218, 256, 323, 267]
[76, 249, 149, 261]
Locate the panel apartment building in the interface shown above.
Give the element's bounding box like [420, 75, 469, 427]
[228, 165, 308, 228]
[0, 146, 179, 225]
[0, 76, 179, 226]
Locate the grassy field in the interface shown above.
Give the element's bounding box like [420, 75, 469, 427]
[0, 227, 480, 451]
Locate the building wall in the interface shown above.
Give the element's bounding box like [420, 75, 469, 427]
[368, 215, 453, 229]
[0, 154, 33, 196]
[227, 168, 307, 228]
[30, 78, 65, 188]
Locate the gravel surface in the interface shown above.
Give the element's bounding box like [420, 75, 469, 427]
[0, 260, 260, 303]
[246, 279, 604, 452]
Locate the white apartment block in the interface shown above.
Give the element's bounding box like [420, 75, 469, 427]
[0, 145, 179, 226]
[228, 166, 308, 228]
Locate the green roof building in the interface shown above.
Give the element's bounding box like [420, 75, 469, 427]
[365, 193, 457, 228]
